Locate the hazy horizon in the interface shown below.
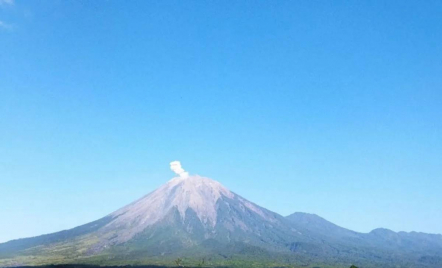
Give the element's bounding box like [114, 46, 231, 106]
[1, 0, 441, 244]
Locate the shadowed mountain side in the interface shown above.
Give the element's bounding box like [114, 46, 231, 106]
[286, 213, 362, 241]
[286, 212, 442, 267]
[366, 228, 442, 254]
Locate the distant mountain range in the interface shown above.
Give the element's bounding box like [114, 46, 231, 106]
[1, 175, 441, 268]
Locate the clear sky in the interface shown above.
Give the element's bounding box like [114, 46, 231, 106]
[0, 0, 441, 243]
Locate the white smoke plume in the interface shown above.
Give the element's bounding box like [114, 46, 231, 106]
[170, 161, 189, 178]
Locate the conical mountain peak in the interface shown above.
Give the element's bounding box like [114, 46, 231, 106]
[2, 164, 442, 268]
[102, 174, 235, 243]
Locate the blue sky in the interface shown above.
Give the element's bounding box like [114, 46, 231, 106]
[0, 0, 441, 243]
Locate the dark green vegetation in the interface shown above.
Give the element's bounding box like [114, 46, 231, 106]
[2, 264, 361, 268]
[2, 265, 360, 268]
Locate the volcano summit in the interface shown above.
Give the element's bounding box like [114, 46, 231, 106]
[1, 162, 441, 268]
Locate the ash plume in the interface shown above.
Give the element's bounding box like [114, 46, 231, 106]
[170, 161, 189, 178]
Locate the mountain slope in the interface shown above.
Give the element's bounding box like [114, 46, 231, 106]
[286, 213, 442, 267]
[286, 212, 361, 241]
[287, 212, 442, 255]
[0, 175, 319, 266]
[367, 228, 442, 254]
[1, 174, 441, 268]
[89, 175, 313, 253]
[0, 216, 113, 257]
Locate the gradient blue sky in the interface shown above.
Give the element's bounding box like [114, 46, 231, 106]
[1, 0, 441, 243]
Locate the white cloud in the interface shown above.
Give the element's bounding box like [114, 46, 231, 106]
[0, 0, 14, 31]
[0, 20, 13, 30]
[0, 0, 14, 5]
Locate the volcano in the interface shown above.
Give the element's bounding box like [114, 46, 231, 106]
[88, 174, 307, 253]
[1, 165, 441, 268]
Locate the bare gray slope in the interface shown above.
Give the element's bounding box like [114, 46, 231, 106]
[93, 175, 305, 249]
[107, 176, 326, 255]
[98, 175, 235, 244]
